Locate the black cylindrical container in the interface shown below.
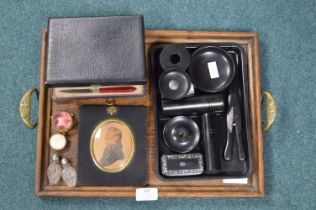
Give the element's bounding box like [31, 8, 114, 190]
[202, 113, 220, 174]
[162, 95, 225, 115]
[163, 116, 200, 153]
[159, 69, 191, 100]
[189, 46, 235, 93]
[159, 45, 191, 71]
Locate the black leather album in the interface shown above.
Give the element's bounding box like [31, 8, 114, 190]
[45, 16, 146, 86]
[77, 105, 147, 186]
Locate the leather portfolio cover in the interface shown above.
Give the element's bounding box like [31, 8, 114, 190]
[45, 16, 146, 86]
[77, 105, 147, 186]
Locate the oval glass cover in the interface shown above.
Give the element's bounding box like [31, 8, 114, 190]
[90, 119, 135, 173]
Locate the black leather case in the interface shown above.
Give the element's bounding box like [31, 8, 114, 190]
[77, 105, 147, 186]
[45, 16, 146, 86]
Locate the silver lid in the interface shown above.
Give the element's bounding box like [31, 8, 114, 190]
[61, 158, 69, 166]
[52, 154, 59, 161]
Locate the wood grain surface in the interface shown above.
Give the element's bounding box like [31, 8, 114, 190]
[35, 30, 264, 198]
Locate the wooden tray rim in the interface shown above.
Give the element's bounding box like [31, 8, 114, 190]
[35, 29, 264, 198]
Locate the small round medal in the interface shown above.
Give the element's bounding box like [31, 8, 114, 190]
[52, 111, 74, 133]
[49, 133, 67, 151]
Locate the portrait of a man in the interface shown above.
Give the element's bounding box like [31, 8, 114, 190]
[98, 126, 125, 167]
[91, 119, 135, 173]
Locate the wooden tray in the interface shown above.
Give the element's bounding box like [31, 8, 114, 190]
[35, 30, 264, 198]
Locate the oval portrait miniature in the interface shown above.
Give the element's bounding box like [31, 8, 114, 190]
[90, 120, 135, 173]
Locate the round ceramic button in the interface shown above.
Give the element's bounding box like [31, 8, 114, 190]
[52, 111, 74, 133]
[49, 133, 67, 151]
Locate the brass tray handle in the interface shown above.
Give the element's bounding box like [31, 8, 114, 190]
[19, 87, 39, 129]
[262, 91, 277, 132]
[19, 88, 276, 131]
